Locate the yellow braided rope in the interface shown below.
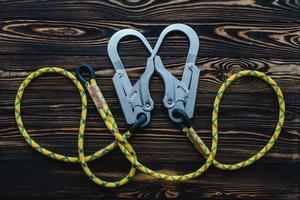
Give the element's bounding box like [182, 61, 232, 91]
[15, 67, 137, 187]
[15, 67, 285, 188]
[78, 79, 217, 187]
[186, 70, 285, 170]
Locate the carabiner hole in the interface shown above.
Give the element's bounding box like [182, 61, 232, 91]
[117, 35, 153, 86]
[154, 31, 190, 76]
[137, 113, 144, 120]
[129, 113, 147, 132]
[172, 109, 192, 128]
[172, 110, 181, 120]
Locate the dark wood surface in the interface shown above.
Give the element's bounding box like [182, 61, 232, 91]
[0, 1, 299, 199]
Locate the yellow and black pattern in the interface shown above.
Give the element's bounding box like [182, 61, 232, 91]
[186, 70, 285, 170]
[15, 67, 137, 187]
[15, 68, 285, 188]
[78, 79, 218, 187]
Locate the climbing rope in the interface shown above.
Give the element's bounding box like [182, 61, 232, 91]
[15, 67, 285, 188]
[185, 70, 285, 170]
[15, 67, 136, 187]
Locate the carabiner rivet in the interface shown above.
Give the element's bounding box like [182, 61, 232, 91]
[144, 103, 151, 110]
[128, 100, 133, 106]
[167, 99, 173, 105]
[188, 65, 193, 69]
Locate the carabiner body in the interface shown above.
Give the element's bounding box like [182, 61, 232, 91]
[109, 24, 200, 126]
[151, 24, 200, 123]
[108, 29, 154, 127]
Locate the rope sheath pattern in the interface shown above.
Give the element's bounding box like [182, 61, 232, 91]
[15, 67, 285, 188]
[186, 70, 285, 170]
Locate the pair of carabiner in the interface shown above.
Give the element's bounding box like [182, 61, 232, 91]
[108, 24, 200, 128]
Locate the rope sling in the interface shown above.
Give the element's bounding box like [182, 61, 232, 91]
[15, 67, 285, 188]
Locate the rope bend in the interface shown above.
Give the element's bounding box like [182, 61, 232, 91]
[186, 70, 285, 170]
[78, 77, 218, 186]
[15, 67, 137, 187]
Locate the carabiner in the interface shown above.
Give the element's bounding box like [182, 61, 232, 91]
[151, 24, 200, 123]
[108, 29, 155, 127]
[75, 64, 96, 84]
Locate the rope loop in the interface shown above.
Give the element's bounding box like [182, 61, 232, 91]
[15, 68, 285, 187]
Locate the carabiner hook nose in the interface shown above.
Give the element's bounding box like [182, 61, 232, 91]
[76, 64, 96, 84]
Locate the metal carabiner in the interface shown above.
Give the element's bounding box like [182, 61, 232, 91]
[108, 29, 155, 127]
[151, 24, 200, 123]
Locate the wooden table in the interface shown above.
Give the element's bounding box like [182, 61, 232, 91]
[0, 1, 299, 199]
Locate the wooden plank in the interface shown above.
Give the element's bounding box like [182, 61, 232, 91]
[0, 161, 299, 199]
[1, 90, 299, 161]
[0, 20, 298, 57]
[1, 57, 299, 165]
[0, 56, 299, 93]
[0, 0, 298, 23]
[0, 1, 299, 199]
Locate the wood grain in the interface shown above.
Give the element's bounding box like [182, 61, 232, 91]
[0, 1, 299, 199]
[0, 20, 298, 58]
[1, 56, 299, 199]
[0, 56, 299, 92]
[0, 0, 298, 22]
